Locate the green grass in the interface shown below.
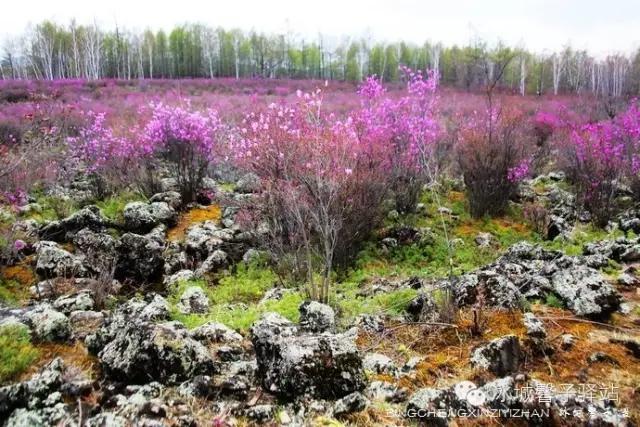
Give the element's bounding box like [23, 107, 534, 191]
[544, 293, 565, 309]
[94, 191, 146, 221]
[22, 195, 78, 223]
[542, 223, 624, 256]
[167, 264, 304, 332]
[0, 279, 26, 306]
[0, 324, 40, 384]
[345, 190, 537, 282]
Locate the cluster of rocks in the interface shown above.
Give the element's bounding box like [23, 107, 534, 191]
[448, 242, 622, 318]
[26, 186, 267, 301]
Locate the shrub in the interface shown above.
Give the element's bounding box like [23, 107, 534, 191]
[355, 68, 440, 213]
[71, 102, 225, 202]
[457, 107, 534, 217]
[139, 102, 224, 203]
[233, 89, 392, 302]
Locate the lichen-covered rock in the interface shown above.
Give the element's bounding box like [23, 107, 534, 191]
[190, 321, 242, 344]
[549, 265, 621, 317]
[149, 191, 182, 210]
[90, 319, 215, 384]
[163, 269, 196, 287]
[332, 392, 368, 417]
[197, 249, 229, 274]
[73, 228, 117, 274]
[470, 335, 521, 376]
[365, 381, 408, 403]
[39, 205, 109, 242]
[35, 241, 85, 278]
[85, 294, 170, 353]
[474, 232, 493, 247]
[363, 353, 398, 376]
[453, 242, 621, 318]
[185, 221, 233, 258]
[235, 173, 260, 193]
[354, 314, 385, 334]
[123, 201, 176, 233]
[25, 305, 70, 342]
[53, 290, 95, 314]
[299, 300, 335, 332]
[69, 310, 104, 339]
[176, 286, 210, 314]
[405, 388, 451, 426]
[250, 312, 365, 399]
[0, 358, 68, 421]
[523, 312, 546, 339]
[115, 231, 165, 282]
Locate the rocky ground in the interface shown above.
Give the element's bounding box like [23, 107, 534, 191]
[0, 173, 639, 426]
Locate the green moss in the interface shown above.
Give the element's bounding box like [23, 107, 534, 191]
[0, 324, 40, 384]
[544, 293, 565, 309]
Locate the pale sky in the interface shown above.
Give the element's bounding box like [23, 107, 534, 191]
[1, 0, 638, 55]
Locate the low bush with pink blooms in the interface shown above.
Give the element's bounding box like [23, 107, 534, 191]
[70, 102, 225, 202]
[554, 100, 640, 226]
[232, 89, 392, 301]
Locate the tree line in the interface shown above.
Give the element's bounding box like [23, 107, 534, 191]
[2, 20, 639, 97]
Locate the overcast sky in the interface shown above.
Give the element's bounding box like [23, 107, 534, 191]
[1, 0, 638, 55]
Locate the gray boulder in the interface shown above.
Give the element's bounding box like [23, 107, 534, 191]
[299, 300, 335, 332]
[176, 286, 210, 314]
[53, 290, 95, 314]
[88, 312, 215, 384]
[190, 321, 243, 344]
[73, 228, 117, 275]
[39, 205, 109, 242]
[523, 313, 547, 340]
[115, 231, 165, 282]
[149, 191, 182, 210]
[35, 241, 85, 278]
[68, 310, 104, 339]
[332, 392, 368, 417]
[25, 305, 70, 342]
[549, 264, 621, 317]
[197, 249, 229, 274]
[123, 201, 176, 233]
[250, 312, 366, 399]
[235, 173, 261, 193]
[470, 335, 521, 376]
[363, 353, 398, 376]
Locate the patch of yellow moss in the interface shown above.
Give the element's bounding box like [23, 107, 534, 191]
[168, 205, 222, 242]
[1, 263, 36, 286]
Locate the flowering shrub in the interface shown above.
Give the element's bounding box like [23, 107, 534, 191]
[355, 68, 440, 212]
[560, 122, 624, 226]
[457, 107, 534, 217]
[0, 108, 71, 206]
[140, 102, 223, 203]
[71, 102, 224, 202]
[553, 101, 640, 226]
[232, 90, 391, 301]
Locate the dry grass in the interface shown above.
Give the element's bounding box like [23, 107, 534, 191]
[168, 204, 222, 241]
[357, 305, 640, 425]
[21, 341, 99, 381]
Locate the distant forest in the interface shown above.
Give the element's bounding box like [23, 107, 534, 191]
[1, 21, 638, 96]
